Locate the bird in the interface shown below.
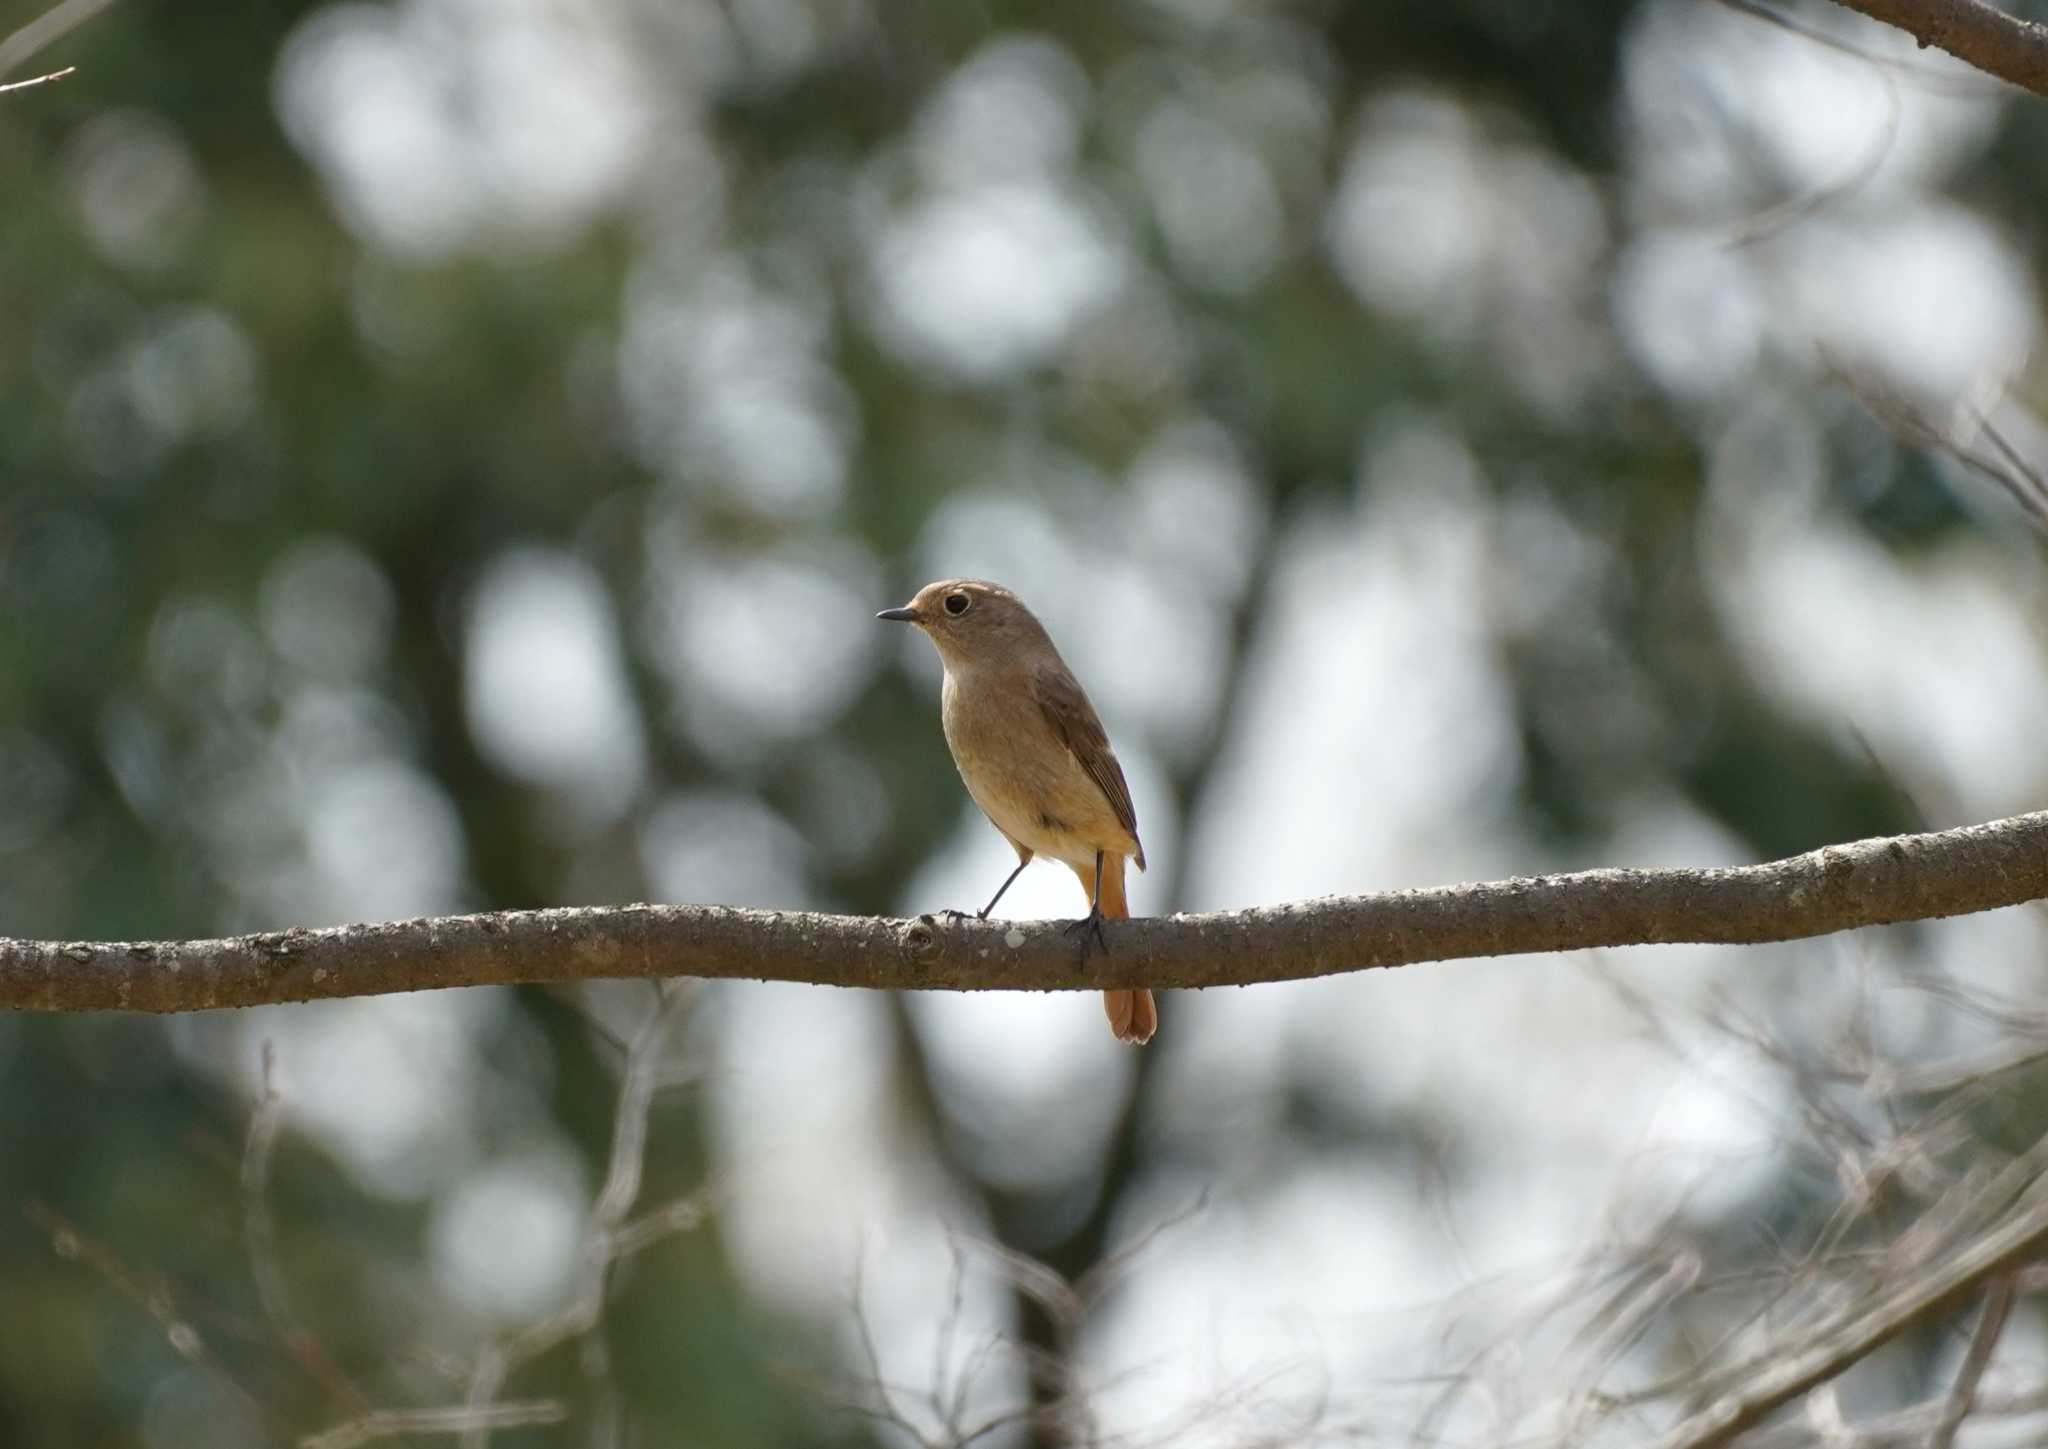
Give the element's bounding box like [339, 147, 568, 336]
[878, 578, 1157, 1044]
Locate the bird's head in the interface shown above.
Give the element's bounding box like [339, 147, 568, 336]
[877, 578, 1047, 667]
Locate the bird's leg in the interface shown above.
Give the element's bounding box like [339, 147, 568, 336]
[977, 857, 1031, 920]
[1065, 850, 1110, 957]
[940, 855, 1031, 922]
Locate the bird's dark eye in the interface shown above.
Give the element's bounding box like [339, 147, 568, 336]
[943, 591, 971, 616]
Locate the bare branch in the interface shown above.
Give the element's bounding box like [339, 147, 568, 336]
[0, 64, 72, 92]
[458, 981, 699, 1449]
[1822, 0, 2048, 95]
[1653, 1138, 2048, 1449]
[1837, 360, 2048, 539]
[0, 0, 117, 80]
[1928, 1272, 2017, 1449]
[1, 811, 2045, 1013]
[25, 1200, 282, 1437]
[300, 1401, 567, 1449]
[243, 1043, 375, 1418]
[1722, 0, 2000, 91]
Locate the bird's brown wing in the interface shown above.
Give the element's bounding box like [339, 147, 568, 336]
[1033, 664, 1145, 869]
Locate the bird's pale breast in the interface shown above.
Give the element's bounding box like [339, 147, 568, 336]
[940, 666, 1137, 871]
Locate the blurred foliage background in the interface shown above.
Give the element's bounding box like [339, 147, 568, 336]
[4, 0, 2048, 1444]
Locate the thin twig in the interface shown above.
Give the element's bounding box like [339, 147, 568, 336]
[608, 1184, 717, 1259]
[0, 64, 72, 92]
[1750, 1381, 2048, 1447]
[0, 0, 118, 79]
[846, 1249, 927, 1446]
[244, 1042, 376, 1418]
[1711, 48, 1904, 249]
[1830, 364, 2048, 539]
[1975, 410, 2048, 521]
[1928, 1271, 2017, 1449]
[1654, 1144, 2048, 1449]
[301, 1401, 567, 1449]
[457, 980, 700, 1449]
[1721, 0, 1998, 91]
[25, 1200, 283, 1437]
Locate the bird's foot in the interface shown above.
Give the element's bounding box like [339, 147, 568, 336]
[1065, 906, 1109, 959]
[934, 908, 976, 923]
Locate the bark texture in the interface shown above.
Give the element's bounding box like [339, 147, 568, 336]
[2, 811, 2045, 1013]
[1826, 0, 2048, 94]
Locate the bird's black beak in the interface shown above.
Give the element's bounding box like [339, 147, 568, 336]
[876, 606, 919, 622]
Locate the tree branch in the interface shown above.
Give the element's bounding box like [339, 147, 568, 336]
[1654, 1139, 2048, 1449]
[1824, 0, 2048, 95]
[1928, 1271, 2016, 1449]
[2, 812, 2045, 1013]
[0, 64, 72, 92]
[0, 0, 117, 82]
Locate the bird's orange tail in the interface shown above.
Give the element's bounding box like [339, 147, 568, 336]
[1085, 853, 1156, 1045]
